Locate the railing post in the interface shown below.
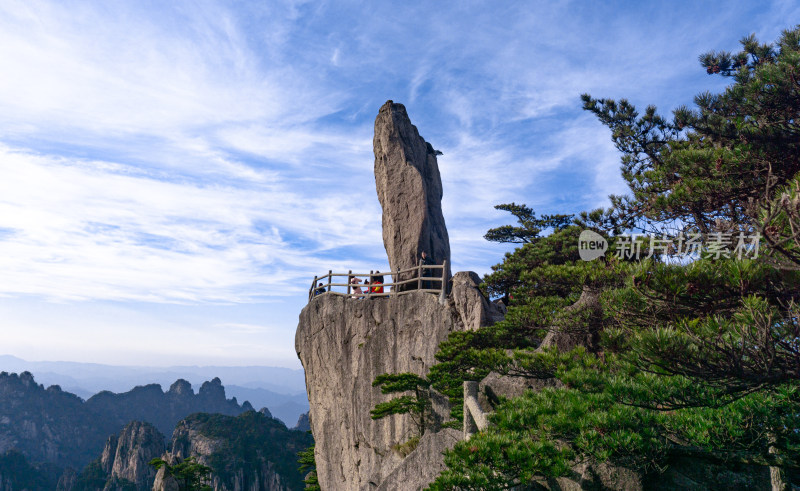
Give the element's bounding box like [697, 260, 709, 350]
[368, 270, 373, 298]
[327, 270, 332, 294]
[417, 260, 423, 290]
[310, 275, 318, 301]
[392, 270, 397, 298]
[464, 381, 478, 438]
[463, 380, 488, 439]
[347, 270, 352, 296]
[439, 260, 448, 302]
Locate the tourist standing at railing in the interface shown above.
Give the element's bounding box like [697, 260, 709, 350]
[420, 251, 433, 289]
[314, 282, 326, 296]
[350, 277, 364, 298]
[371, 271, 384, 294]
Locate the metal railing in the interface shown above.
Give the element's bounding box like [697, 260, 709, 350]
[463, 380, 489, 439]
[308, 260, 448, 302]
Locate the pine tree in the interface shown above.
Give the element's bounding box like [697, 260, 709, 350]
[484, 203, 573, 244]
[426, 26, 800, 490]
[149, 457, 213, 491]
[370, 373, 432, 436]
[297, 442, 320, 491]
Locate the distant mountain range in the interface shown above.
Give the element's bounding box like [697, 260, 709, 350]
[0, 371, 254, 469]
[0, 355, 309, 426]
[0, 384, 312, 490]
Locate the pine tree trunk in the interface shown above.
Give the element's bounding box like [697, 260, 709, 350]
[770, 466, 787, 491]
[769, 437, 788, 491]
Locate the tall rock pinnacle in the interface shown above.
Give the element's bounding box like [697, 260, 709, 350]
[373, 101, 451, 288]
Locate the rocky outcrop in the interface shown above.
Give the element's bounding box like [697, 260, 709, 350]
[296, 272, 500, 490]
[56, 467, 77, 491]
[374, 101, 451, 288]
[100, 421, 165, 491]
[151, 467, 179, 491]
[451, 272, 505, 330]
[160, 411, 312, 491]
[298, 101, 500, 489]
[473, 287, 776, 490]
[375, 428, 462, 491]
[167, 379, 192, 396]
[0, 371, 108, 468]
[57, 421, 165, 491]
[293, 412, 310, 432]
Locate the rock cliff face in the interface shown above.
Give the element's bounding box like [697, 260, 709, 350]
[297, 100, 501, 490]
[293, 412, 310, 432]
[296, 273, 501, 490]
[59, 421, 165, 491]
[100, 421, 165, 491]
[161, 411, 312, 491]
[374, 101, 451, 286]
[0, 371, 107, 469]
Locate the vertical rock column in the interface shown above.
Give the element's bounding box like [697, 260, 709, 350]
[373, 100, 451, 290]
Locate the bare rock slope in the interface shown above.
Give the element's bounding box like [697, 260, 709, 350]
[101, 421, 165, 491]
[296, 274, 500, 490]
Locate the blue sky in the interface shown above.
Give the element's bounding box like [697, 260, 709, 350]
[0, 1, 797, 369]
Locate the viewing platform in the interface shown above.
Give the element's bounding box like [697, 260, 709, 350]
[308, 260, 448, 302]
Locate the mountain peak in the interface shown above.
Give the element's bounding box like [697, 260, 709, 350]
[167, 379, 193, 396]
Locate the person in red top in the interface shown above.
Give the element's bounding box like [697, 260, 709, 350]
[371, 271, 384, 294]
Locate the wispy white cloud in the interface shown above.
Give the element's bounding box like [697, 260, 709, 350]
[0, 144, 382, 302]
[0, 0, 793, 366]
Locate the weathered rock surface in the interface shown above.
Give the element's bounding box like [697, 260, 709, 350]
[151, 466, 179, 491]
[296, 100, 499, 490]
[451, 272, 506, 330]
[375, 428, 462, 491]
[160, 411, 311, 491]
[56, 467, 77, 491]
[537, 286, 602, 353]
[101, 421, 165, 491]
[0, 371, 106, 469]
[293, 412, 310, 432]
[296, 272, 499, 490]
[374, 100, 451, 287]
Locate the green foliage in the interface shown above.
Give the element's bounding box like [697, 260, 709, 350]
[427, 25, 800, 489]
[371, 373, 432, 436]
[171, 411, 313, 491]
[581, 26, 800, 235]
[372, 372, 430, 393]
[149, 456, 212, 491]
[484, 202, 573, 244]
[297, 441, 320, 491]
[72, 459, 108, 491]
[393, 436, 421, 458]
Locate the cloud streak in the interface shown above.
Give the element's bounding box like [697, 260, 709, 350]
[0, 0, 796, 366]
